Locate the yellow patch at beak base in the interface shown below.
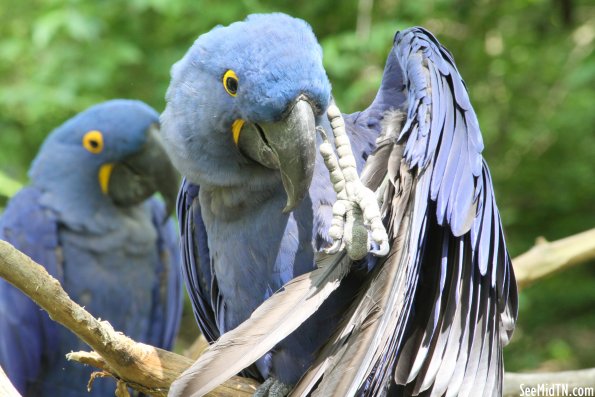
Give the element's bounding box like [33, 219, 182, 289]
[232, 119, 245, 145]
[98, 163, 114, 194]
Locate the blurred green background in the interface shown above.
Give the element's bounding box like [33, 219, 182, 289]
[1, 0, 594, 374]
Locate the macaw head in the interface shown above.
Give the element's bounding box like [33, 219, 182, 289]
[161, 13, 331, 211]
[30, 100, 179, 221]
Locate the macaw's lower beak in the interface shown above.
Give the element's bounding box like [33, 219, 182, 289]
[238, 98, 317, 213]
[103, 124, 179, 216]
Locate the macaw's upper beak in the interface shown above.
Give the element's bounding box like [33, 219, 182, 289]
[238, 98, 317, 213]
[103, 124, 179, 216]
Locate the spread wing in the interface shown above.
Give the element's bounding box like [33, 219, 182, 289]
[292, 27, 518, 397]
[146, 197, 184, 350]
[0, 187, 62, 394]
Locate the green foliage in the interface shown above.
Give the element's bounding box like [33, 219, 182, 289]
[0, 170, 22, 209]
[0, 170, 21, 197]
[1, 0, 593, 373]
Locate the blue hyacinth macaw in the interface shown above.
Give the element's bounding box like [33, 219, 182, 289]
[161, 13, 518, 397]
[0, 100, 183, 396]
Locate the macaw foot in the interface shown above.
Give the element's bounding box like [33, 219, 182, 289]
[318, 102, 389, 260]
[253, 377, 292, 397]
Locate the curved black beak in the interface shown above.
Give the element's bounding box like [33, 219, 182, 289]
[105, 124, 179, 216]
[238, 99, 317, 212]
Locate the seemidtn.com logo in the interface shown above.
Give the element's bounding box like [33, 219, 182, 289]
[520, 384, 595, 397]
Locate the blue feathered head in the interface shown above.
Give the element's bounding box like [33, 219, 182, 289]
[162, 13, 331, 211]
[30, 100, 179, 226]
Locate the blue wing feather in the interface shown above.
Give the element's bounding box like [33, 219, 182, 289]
[0, 187, 61, 394]
[370, 27, 518, 396]
[301, 27, 517, 396]
[292, 27, 515, 396]
[176, 178, 220, 343]
[395, 28, 485, 237]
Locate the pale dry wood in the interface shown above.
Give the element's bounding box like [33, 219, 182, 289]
[512, 227, 595, 289]
[504, 368, 595, 397]
[0, 240, 258, 397]
[0, 365, 21, 397]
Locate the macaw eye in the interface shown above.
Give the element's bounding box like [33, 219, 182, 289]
[82, 130, 104, 154]
[223, 69, 239, 97]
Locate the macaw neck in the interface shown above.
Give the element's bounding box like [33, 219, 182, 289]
[32, 171, 137, 234]
[39, 186, 135, 234]
[198, 176, 285, 221]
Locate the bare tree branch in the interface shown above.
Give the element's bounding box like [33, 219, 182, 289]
[504, 368, 595, 397]
[0, 240, 258, 396]
[0, 365, 21, 397]
[512, 227, 595, 289]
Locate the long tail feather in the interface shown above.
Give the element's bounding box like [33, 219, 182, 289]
[169, 251, 351, 397]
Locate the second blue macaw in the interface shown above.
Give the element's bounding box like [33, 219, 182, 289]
[0, 100, 183, 396]
[162, 13, 518, 397]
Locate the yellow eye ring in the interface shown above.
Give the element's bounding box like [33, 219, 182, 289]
[223, 69, 239, 97]
[82, 130, 104, 154]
